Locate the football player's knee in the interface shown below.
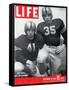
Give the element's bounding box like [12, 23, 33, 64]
[37, 49, 48, 63]
[14, 61, 24, 72]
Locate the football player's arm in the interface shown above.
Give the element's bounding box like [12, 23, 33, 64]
[38, 34, 44, 49]
[60, 20, 67, 46]
[55, 20, 66, 54]
[61, 30, 67, 46]
[15, 46, 27, 72]
[15, 46, 36, 75]
[15, 46, 27, 65]
[15, 36, 27, 64]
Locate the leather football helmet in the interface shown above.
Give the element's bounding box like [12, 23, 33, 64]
[24, 21, 36, 34]
[42, 7, 53, 21]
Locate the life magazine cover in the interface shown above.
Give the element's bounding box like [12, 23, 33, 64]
[9, 4, 67, 86]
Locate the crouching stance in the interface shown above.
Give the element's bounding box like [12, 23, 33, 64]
[14, 21, 44, 76]
[37, 44, 66, 75]
[37, 7, 67, 76]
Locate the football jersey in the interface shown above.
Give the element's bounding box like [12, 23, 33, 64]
[15, 34, 44, 64]
[37, 18, 64, 46]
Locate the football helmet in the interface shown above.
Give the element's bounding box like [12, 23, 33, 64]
[24, 21, 36, 34]
[42, 7, 53, 21]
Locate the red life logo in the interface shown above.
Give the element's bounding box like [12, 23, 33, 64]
[15, 5, 39, 19]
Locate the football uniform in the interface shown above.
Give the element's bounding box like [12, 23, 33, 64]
[37, 18, 65, 46]
[37, 18, 66, 75]
[15, 34, 44, 64]
[15, 34, 44, 76]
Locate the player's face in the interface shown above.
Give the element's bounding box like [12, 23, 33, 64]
[42, 7, 52, 23]
[26, 29, 35, 40]
[43, 13, 52, 23]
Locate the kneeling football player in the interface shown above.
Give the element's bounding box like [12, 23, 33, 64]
[14, 21, 44, 76]
[37, 7, 66, 75]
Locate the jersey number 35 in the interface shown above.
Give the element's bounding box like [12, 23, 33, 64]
[44, 25, 56, 35]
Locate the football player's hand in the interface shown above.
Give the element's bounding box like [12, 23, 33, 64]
[55, 44, 65, 54]
[26, 60, 36, 74]
[48, 48, 56, 54]
[14, 61, 24, 72]
[37, 47, 48, 63]
[44, 44, 56, 54]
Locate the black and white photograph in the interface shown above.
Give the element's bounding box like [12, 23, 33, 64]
[9, 4, 67, 86]
[0, 0, 69, 89]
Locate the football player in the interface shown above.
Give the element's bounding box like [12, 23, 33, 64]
[14, 21, 44, 76]
[37, 7, 67, 75]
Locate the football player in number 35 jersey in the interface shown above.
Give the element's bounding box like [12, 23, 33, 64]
[37, 7, 66, 75]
